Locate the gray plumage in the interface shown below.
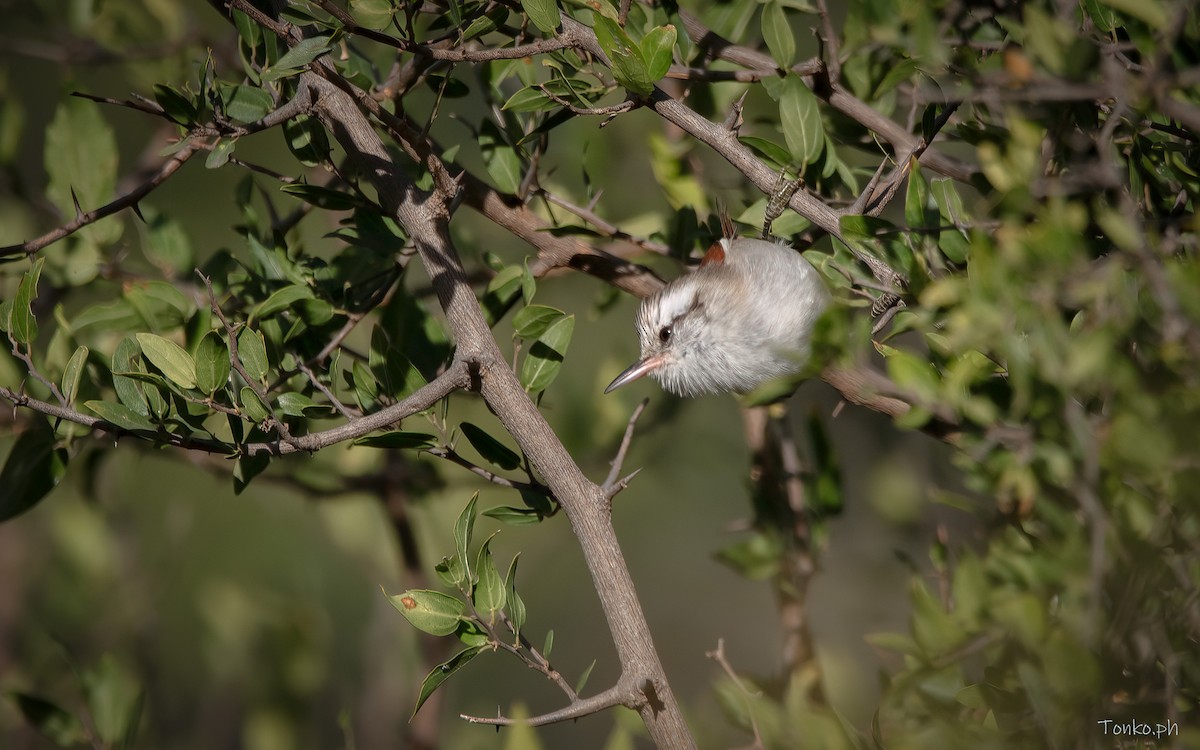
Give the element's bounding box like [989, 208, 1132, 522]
[606, 237, 830, 397]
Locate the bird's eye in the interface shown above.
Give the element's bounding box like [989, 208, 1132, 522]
[658, 326, 672, 343]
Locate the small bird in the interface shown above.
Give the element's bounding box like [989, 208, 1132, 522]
[605, 237, 830, 397]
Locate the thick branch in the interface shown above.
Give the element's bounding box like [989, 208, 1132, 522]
[301, 69, 697, 749]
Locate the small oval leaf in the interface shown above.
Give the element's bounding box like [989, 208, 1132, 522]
[61, 346, 89, 405]
[237, 327, 269, 382]
[779, 75, 824, 166]
[135, 333, 197, 390]
[460, 422, 522, 470]
[520, 315, 574, 392]
[194, 331, 231, 395]
[389, 589, 466, 636]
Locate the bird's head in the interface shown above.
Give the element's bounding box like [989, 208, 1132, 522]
[604, 274, 718, 397]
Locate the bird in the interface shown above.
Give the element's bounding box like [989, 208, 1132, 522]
[605, 236, 830, 397]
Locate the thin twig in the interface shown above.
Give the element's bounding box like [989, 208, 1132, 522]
[8, 336, 67, 407]
[0, 361, 472, 456]
[310, 0, 574, 61]
[814, 0, 841, 82]
[706, 639, 765, 750]
[539, 86, 637, 117]
[460, 682, 633, 727]
[297, 360, 358, 420]
[423, 447, 550, 495]
[198, 271, 299, 447]
[1, 142, 200, 258]
[538, 190, 672, 255]
[604, 398, 649, 490]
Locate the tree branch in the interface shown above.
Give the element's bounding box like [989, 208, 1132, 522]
[299, 62, 698, 749]
[674, 10, 978, 184]
[0, 361, 471, 457]
[460, 682, 632, 728]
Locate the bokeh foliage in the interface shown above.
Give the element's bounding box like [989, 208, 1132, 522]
[1, 0, 1198, 748]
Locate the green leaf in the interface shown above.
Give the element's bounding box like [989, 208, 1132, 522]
[111, 338, 148, 415]
[140, 209, 194, 274]
[234, 453, 270, 494]
[482, 505, 547, 525]
[460, 422, 522, 470]
[505, 554, 526, 637]
[519, 314, 574, 392]
[640, 24, 677, 82]
[521, 0, 560, 33]
[714, 532, 783, 580]
[905, 159, 930, 229]
[135, 333, 197, 390]
[45, 97, 121, 247]
[389, 589, 466, 636]
[262, 36, 333, 81]
[543, 629, 554, 658]
[479, 121, 523, 195]
[863, 631, 920, 656]
[280, 183, 365, 211]
[761, 1, 795, 68]
[83, 654, 141, 746]
[454, 494, 479, 582]
[349, 0, 395, 29]
[220, 84, 274, 122]
[481, 266, 524, 326]
[10, 257, 44, 345]
[239, 387, 270, 423]
[593, 16, 653, 96]
[930, 178, 970, 263]
[779, 75, 824, 166]
[205, 138, 236, 169]
[502, 85, 556, 113]
[9, 692, 87, 746]
[435, 554, 467, 588]
[739, 136, 792, 169]
[0, 416, 67, 523]
[277, 392, 333, 417]
[152, 84, 198, 125]
[352, 431, 436, 449]
[473, 536, 507, 621]
[61, 345, 89, 405]
[237, 326, 269, 382]
[411, 646, 484, 719]
[806, 412, 842, 514]
[521, 258, 536, 305]
[512, 305, 566, 339]
[1099, 0, 1168, 28]
[884, 347, 939, 400]
[351, 360, 378, 411]
[282, 115, 331, 167]
[252, 284, 315, 322]
[873, 58, 920, 98]
[83, 401, 157, 432]
[194, 331, 230, 395]
[575, 659, 597, 695]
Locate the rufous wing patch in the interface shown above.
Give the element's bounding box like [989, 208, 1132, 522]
[700, 241, 726, 266]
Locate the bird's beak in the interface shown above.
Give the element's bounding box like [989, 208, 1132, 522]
[604, 355, 664, 393]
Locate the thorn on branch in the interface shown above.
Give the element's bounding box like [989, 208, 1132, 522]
[723, 90, 748, 132]
[603, 398, 648, 494]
